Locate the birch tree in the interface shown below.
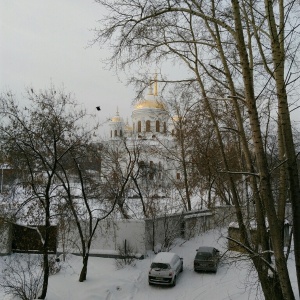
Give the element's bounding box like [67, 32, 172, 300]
[94, 0, 300, 299]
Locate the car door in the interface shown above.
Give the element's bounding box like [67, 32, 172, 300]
[213, 248, 220, 265]
[174, 255, 180, 275]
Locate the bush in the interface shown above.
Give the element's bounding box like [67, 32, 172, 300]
[115, 240, 136, 269]
[47, 255, 61, 275]
[0, 254, 43, 300]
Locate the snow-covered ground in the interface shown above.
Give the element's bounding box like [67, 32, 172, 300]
[0, 229, 298, 300]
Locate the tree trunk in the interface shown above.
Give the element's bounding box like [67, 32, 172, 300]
[79, 254, 89, 282]
[264, 0, 300, 294]
[231, 1, 295, 298]
[38, 205, 50, 299]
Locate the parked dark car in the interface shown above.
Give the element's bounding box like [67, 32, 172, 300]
[194, 246, 220, 273]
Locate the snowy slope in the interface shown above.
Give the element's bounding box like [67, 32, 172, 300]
[0, 229, 298, 300]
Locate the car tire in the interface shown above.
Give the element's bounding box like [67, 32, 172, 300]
[172, 276, 177, 287]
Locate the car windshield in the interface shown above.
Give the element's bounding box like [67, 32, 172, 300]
[196, 252, 213, 260]
[151, 263, 170, 270]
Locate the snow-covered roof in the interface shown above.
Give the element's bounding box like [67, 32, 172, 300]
[228, 218, 289, 229]
[184, 212, 212, 219]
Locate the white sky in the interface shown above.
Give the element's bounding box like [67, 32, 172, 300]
[1, 0, 299, 135]
[0, 0, 135, 135]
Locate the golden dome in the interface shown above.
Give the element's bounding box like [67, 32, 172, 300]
[111, 107, 123, 122]
[111, 115, 122, 122]
[125, 124, 133, 131]
[134, 99, 165, 110]
[124, 118, 132, 131]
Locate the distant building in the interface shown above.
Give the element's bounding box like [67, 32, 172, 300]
[106, 78, 180, 195]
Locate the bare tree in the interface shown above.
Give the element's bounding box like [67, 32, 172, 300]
[0, 87, 100, 297]
[93, 0, 300, 298]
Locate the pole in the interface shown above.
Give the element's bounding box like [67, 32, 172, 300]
[0, 168, 3, 193]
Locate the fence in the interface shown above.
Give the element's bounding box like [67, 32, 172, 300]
[0, 204, 293, 256]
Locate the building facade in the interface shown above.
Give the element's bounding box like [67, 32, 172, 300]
[107, 80, 180, 196]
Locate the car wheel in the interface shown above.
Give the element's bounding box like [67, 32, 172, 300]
[172, 276, 177, 287]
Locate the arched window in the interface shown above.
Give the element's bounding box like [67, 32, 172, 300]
[146, 120, 151, 132]
[156, 120, 160, 132]
[138, 121, 141, 132]
[163, 122, 167, 133]
[120, 129, 123, 137]
[114, 130, 117, 137]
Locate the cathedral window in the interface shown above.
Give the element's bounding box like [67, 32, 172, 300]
[176, 172, 181, 180]
[114, 130, 117, 137]
[146, 120, 151, 132]
[120, 129, 123, 137]
[163, 122, 167, 133]
[156, 120, 160, 132]
[138, 121, 141, 132]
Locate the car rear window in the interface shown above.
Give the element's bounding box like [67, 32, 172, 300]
[196, 252, 212, 260]
[151, 263, 170, 269]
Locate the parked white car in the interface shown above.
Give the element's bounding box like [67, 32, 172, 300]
[148, 252, 183, 286]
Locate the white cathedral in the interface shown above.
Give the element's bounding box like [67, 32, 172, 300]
[106, 79, 181, 192]
[109, 80, 173, 140]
